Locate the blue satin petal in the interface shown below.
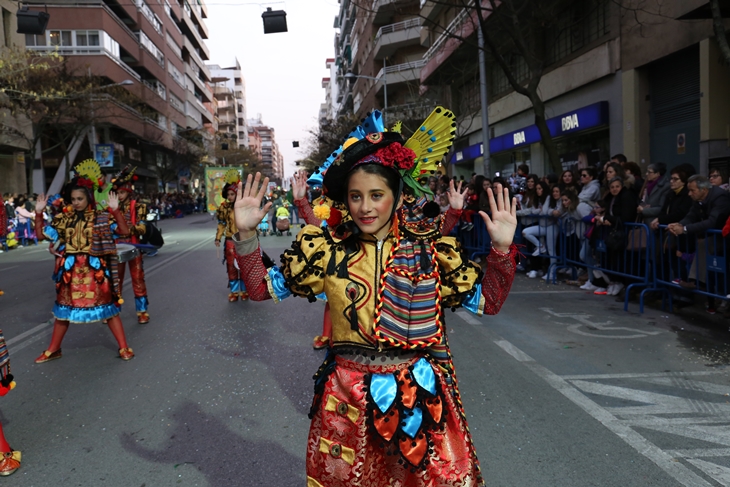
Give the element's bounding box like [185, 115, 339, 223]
[463, 283, 484, 315]
[89, 256, 101, 270]
[370, 373, 397, 413]
[314, 291, 327, 302]
[412, 358, 437, 396]
[64, 255, 75, 271]
[134, 296, 149, 312]
[267, 267, 292, 301]
[229, 280, 241, 293]
[401, 406, 423, 438]
[52, 303, 120, 323]
[44, 225, 59, 243]
[111, 223, 118, 236]
[238, 279, 247, 292]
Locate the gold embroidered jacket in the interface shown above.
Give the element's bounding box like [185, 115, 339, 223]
[215, 201, 236, 241]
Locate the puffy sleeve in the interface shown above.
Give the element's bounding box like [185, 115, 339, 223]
[436, 236, 484, 311]
[215, 205, 226, 241]
[281, 225, 329, 300]
[45, 213, 69, 243]
[132, 202, 147, 236]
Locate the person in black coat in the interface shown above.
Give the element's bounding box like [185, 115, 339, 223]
[650, 168, 693, 284]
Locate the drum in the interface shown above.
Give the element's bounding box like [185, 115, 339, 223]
[117, 243, 141, 263]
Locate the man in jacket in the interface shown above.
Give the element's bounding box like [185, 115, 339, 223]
[668, 175, 730, 313]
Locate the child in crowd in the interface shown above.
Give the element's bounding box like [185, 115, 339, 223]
[459, 183, 479, 231]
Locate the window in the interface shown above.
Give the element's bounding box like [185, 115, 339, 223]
[2, 8, 12, 48]
[166, 32, 182, 58]
[49, 30, 72, 46]
[169, 93, 184, 113]
[75, 30, 100, 51]
[545, 0, 609, 65]
[25, 33, 46, 46]
[168, 62, 184, 87]
[138, 31, 164, 66]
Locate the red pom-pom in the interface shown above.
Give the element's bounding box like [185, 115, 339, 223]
[371, 143, 416, 170]
[327, 208, 343, 227]
[133, 175, 138, 181]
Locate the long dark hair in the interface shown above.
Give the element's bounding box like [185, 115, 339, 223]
[339, 163, 402, 238]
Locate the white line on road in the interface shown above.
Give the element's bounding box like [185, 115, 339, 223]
[494, 340, 534, 362]
[560, 371, 726, 380]
[6, 320, 52, 346]
[509, 291, 584, 295]
[454, 310, 482, 326]
[0, 265, 19, 272]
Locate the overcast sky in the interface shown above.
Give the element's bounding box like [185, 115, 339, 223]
[205, 0, 340, 180]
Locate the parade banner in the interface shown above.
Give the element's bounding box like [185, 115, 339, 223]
[205, 167, 242, 213]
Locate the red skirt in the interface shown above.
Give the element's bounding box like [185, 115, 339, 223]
[53, 254, 120, 323]
[306, 354, 483, 487]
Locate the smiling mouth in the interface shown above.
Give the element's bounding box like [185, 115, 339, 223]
[359, 216, 376, 224]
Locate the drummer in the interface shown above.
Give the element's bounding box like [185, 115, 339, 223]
[111, 166, 150, 324]
[33, 159, 134, 363]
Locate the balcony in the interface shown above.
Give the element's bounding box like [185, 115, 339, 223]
[372, 0, 412, 24]
[184, 63, 213, 102]
[423, 7, 470, 62]
[373, 18, 421, 59]
[182, 36, 211, 79]
[374, 59, 426, 91]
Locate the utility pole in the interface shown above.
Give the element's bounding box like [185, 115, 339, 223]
[478, 25, 491, 178]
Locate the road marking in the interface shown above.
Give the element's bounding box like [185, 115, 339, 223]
[561, 371, 725, 380]
[454, 310, 482, 326]
[507, 342, 715, 486]
[540, 307, 663, 339]
[6, 320, 52, 346]
[509, 291, 584, 295]
[0, 265, 19, 271]
[685, 460, 730, 485]
[494, 340, 534, 362]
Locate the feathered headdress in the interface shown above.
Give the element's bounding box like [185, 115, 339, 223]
[74, 159, 105, 191]
[222, 168, 242, 198]
[321, 107, 456, 203]
[111, 164, 138, 192]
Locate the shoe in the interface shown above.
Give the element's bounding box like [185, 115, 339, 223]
[239, 292, 249, 301]
[576, 268, 586, 277]
[531, 248, 542, 257]
[672, 278, 682, 285]
[137, 312, 150, 324]
[0, 451, 21, 476]
[679, 280, 696, 289]
[609, 283, 624, 296]
[228, 293, 238, 302]
[580, 281, 599, 291]
[593, 288, 608, 295]
[706, 306, 717, 315]
[516, 264, 526, 273]
[312, 335, 329, 350]
[118, 348, 135, 360]
[527, 270, 538, 278]
[538, 245, 547, 255]
[34, 349, 62, 364]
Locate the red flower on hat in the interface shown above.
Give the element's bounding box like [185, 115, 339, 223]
[371, 143, 416, 171]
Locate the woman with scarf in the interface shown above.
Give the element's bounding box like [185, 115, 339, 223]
[33, 165, 134, 363]
[231, 111, 517, 486]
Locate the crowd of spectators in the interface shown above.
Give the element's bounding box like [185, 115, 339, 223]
[136, 191, 205, 220]
[481, 156, 730, 315]
[1, 193, 43, 251]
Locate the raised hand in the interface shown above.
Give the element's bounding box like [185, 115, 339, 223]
[35, 194, 48, 214]
[478, 183, 517, 253]
[447, 179, 467, 210]
[234, 172, 272, 238]
[107, 192, 119, 211]
[291, 171, 308, 201]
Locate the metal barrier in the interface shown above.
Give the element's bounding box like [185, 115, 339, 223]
[517, 214, 564, 283]
[651, 226, 728, 313]
[457, 215, 492, 261]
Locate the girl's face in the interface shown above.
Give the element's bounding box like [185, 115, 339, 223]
[561, 196, 570, 208]
[347, 169, 398, 240]
[609, 180, 622, 196]
[562, 171, 573, 184]
[467, 187, 475, 195]
[226, 189, 237, 203]
[605, 166, 616, 180]
[527, 179, 535, 189]
[552, 187, 561, 200]
[536, 184, 543, 197]
[70, 189, 89, 212]
[482, 180, 491, 191]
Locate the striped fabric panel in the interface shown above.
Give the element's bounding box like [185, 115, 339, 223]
[380, 273, 439, 341]
[0, 332, 8, 371]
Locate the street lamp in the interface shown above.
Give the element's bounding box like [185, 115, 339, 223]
[344, 71, 387, 125]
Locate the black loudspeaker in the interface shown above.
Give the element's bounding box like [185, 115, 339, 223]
[292, 141, 299, 148]
[262, 8, 287, 34]
[16, 7, 50, 35]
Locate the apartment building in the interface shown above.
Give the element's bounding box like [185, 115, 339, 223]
[419, 0, 730, 178]
[334, 0, 434, 127]
[0, 0, 30, 193]
[320, 58, 339, 121]
[26, 0, 215, 192]
[247, 115, 283, 184]
[208, 59, 248, 148]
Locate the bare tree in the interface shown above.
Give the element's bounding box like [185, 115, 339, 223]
[710, 0, 730, 65]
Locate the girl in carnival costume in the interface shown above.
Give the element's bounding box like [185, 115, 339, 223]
[232, 107, 518, 486]
[111, 165, 151, 324]
[214, 169, 248, 302]
[33, 159, 135, 362]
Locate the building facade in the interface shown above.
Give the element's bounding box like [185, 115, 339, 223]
[27, 0, 215, 193]
[0, 0, 30, 194]
[328, 0, 730, 178]
[208, 59, 248, 148]
[247, 115, 283, 184]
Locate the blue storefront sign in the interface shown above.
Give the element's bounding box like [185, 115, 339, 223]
[451, 101, 609, 163]
[95, 144, 115, 168]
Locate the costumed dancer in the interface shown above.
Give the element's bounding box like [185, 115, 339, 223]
[289, 111, 469, 350]
[215, 169, 248, 302]
[232, 106, 518, 486]
[0, 331, 20, 475]
[111, 165, 151, 324]
[33, 159, 135, 363]
[0, 194, 5, 296]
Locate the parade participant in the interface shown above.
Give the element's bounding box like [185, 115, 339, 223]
[33, 159, 135, 362]
[215, 169, 248, 302]
[0, 331, 20, 475]
[0, 194, 5, 296]
[111, 166, 150, 324]
[232, 107, 518, 486]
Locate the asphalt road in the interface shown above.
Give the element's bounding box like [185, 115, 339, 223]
[0, 213, 728, 487]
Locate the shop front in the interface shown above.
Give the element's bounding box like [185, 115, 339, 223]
[451, 101, 611, 176]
